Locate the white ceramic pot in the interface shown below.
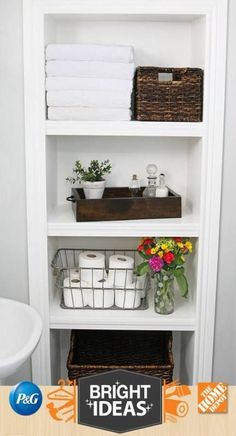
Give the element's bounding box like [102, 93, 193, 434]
[82, 180, 106, 199]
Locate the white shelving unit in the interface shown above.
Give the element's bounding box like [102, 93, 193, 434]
[23, 0, 228, 385]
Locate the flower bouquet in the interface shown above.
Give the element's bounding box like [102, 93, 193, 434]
[136, 237, 193, 314]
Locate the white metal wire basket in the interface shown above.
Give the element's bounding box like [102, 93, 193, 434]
[51, 248, 150, 310]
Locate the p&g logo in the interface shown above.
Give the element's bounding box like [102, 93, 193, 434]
[9, 381, 43, 416]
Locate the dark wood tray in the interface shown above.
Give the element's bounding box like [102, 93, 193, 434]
[67, 187, 181, 222]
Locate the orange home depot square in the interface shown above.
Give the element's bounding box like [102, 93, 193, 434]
[198, 383, 228, 414]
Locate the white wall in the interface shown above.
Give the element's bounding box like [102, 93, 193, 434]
[0, 0, 31, 383]
[0, 0, 235, 384]
[213, 0, 236, 384]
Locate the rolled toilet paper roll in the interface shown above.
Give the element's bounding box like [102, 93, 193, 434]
[87, 278, 114, 309]
[115, 283, 141, 309]
[108, 254, 134, 287]
[79, 251, 106, 284]
[66, 268, 80, 279]
[63, 277, 87, 308]
[133, 274, 147, 298]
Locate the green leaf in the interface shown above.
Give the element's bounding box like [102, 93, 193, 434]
[175, 273, 188, 298]
[67, 159, 112, 183]
[136, 262, 150, 276]
[138, 251, 149, 260]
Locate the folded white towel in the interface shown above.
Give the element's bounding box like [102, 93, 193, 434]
[47, 90, 131, 108]
[46, 43, 134, 64]
[46, 61, 135, 80]
[46, 77, 133, 93]
[48, 107, 131, 121]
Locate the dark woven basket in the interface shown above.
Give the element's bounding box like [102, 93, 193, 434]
[67, 330, 174, 384]
[135, 67, 203, 122]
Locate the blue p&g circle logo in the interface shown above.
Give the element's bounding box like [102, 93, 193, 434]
[9, 381, 43, 416]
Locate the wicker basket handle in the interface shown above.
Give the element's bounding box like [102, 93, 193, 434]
[158, 72, 174, 82]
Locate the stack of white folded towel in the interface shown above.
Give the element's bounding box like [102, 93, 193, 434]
[45, 43, 135, 121]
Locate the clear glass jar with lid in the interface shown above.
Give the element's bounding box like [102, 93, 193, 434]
[142, 164, 158, 198]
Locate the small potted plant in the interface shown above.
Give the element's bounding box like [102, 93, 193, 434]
[66, 159, 112, 199]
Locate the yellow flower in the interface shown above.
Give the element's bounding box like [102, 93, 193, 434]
[185, 241, 193, 252]
[158, 251, 164, 258]
[151, 248, 157, 254]
[177, 242, 184, 249]
[161, 243, 167, 250]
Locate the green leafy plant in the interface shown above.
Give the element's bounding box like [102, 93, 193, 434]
[66, 159, 112, 184]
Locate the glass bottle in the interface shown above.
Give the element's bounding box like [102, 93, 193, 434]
[129, 174, 141, 197]
[156, 173, 168, 197]
[142, 164, 158, 198]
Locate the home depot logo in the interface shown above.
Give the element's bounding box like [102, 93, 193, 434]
[198, 382, 228, 413]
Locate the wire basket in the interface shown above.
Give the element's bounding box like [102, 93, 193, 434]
[51, 249, 150, 310]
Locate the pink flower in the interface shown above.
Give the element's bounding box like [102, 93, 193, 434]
[149, 256, 164, 272]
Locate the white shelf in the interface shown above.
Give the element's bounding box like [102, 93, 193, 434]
[42, 13, 206, 23]
[45, 121, 205, 137]
[47, 204, 200, 237]
[50, 289, 195, 331]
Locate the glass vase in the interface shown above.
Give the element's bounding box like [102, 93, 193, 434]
[154, 271, 175, 315]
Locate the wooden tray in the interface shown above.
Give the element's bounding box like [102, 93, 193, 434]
[67, 187, 181, 222]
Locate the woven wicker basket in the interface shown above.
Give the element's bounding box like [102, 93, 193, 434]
[67, 330, 174, 384]
[135, 67, 203, 122]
